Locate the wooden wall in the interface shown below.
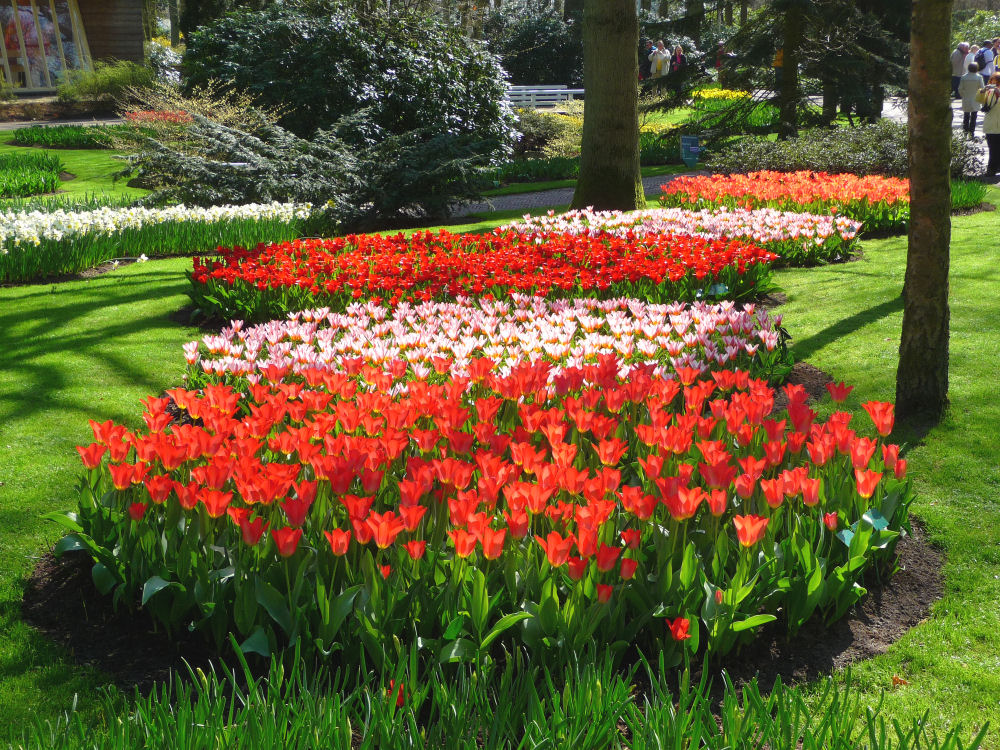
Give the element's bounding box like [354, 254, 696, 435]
[76, 0, 145, 64]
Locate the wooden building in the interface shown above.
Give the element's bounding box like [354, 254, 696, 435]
[1, 0, 143, 93]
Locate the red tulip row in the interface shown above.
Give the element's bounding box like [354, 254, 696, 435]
[187, 230, 778, 322]
[63, 355, 911, 662]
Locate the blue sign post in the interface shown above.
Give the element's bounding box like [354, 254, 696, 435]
[680, 135, 700, 168]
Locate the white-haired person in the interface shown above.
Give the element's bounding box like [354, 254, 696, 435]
[952, 42, 970, 98]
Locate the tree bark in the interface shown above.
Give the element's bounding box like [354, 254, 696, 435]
[777, 0, 804, 139]
[570, 0, 644, 211]
[740, 0, 748, 24]
[724, 0, 734, 24]
[685, 0, 705, 44]
[895, 0, 953, 423]
[169, 0, 181, 46]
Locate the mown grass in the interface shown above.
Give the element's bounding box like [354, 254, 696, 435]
[0, 131, 147, 203]
[0, 190, 997, 745]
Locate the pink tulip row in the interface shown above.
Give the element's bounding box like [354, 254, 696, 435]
[186, 296, 787, 386]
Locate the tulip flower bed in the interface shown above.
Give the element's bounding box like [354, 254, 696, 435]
[57, 350, 911, 667]
[187, 230, 779, 323]
[503, 207, 862, 266]
[0, 202, 313, 283]
[659, 171, 910, 233]
[185, 297, 792, 387]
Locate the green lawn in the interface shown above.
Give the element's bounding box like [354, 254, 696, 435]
[0, 191, 998, 745]
[481, 164, 689, 197]
[0, 131, 147, 204]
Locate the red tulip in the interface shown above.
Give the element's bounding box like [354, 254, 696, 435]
[388, 679, 405, 708]
[380, 564, 392, 578]
[480, 527, 507, 561]
[854, 468, 882, 499]
[144, 474, 173, 504]
[595, 543, 622, 572]
[504, 508, 530, 539]
[850, 437, 877, 470]
[802, 477, 821, 507]
[367, 511, 406, 549]
[449, 529, 478, 558]
[199, 488, 232, 519]
[666, 616, 692, 641]
[621, 528, 641, 549]
[823, 512, 838, 531]
[760, 478, 784, 509]
[894, 458, 907, 479]
[403, 539, 426, 560]
[281, 496, 313, 528]
[399, 504, 427, 532]
[324, 528, 351, 556]
[862, 401, 895, 437]
[882, 444, 900, 470]
[620, 557, 638, 580]
[734, 472, 756, 500]
[77, 443, 106, 470]
[271, 527, 302, 557]
[108, 462, 135, 491]
[567, 556, 587, 581]
[733, 514, 769, 547]
[536, 531, 574, 567]
[596, 583, 613, 603]
[826, 381, 853, 403]
[173, 480, 199, 510]
[128, 502, 148, 521]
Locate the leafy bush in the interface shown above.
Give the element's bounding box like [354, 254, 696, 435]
[121, 114, 491, 230]
[952, 10, 1000, 48]
[182, 1, 516, 152]
[484, 156, 580, 184]
[482, 2, 583, 86]
[10, 124, 126, 149]
[513, 108, 582, 158]
[0, 151, 61, 198]
[56, 60, 156, 103]
[951, 179, 988, 210]
[704, 121, 981, 179]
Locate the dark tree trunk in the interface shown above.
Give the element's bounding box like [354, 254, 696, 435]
[724, 0, 734, 24]
[565, 0, 584, 21]
[822, 78, 838, 124]
[777, 0, 804, 139]
[169, 0, 181, 46]
[740, 0, 749, 24]
[641, 0, 652, 11]
[685, 0, 705, 45]
[571, 0, 644, 211]
[895, 0, 953, 423]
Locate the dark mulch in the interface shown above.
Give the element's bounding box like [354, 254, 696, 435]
[771, 360, 834, 414]
[21, 550, 220, 692]
[717, 520, 941, 693]
[951, 201, 996, 217]
[58, 171, 76, 181]
[0, 258, 143, 288]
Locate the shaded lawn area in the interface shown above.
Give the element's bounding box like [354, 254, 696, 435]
[0, 191, 998, 743]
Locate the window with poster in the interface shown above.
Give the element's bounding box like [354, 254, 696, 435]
[1, 0, 91, 91]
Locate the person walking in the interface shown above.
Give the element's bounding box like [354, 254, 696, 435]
[669, 44, 687, 90]
[648, 40, 669, 80]
[952, 42, 970, 98]
[975, 41, 995, 85]
[639, 39, 654, 80]
[966, 44, 981, 71]
[978, 73, 1000, 181]
[960, 63, 983, 135]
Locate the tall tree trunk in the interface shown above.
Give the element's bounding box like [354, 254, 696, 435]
[571, 0, 644, 211]
[777, 0, 804, 139]
[685, 0, 705, 45]
[895, 0, 953, 423]
[740, 0, 748, 24]
[641, 0, 652, 11]
[724, 0, 734, 24]
[169, 0, 181, 46]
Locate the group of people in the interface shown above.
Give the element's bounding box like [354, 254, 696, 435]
[951, 39, 1000, 181]
[640, 39, 687, 83]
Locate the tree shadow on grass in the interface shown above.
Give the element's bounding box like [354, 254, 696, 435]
[790, 294, 904, 363]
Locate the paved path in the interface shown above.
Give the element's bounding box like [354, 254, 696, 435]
[454, 171, 703, 217]
[0, 117, 122, 131]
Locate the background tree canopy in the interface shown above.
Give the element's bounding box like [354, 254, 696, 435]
[182, 0, 516, 149]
